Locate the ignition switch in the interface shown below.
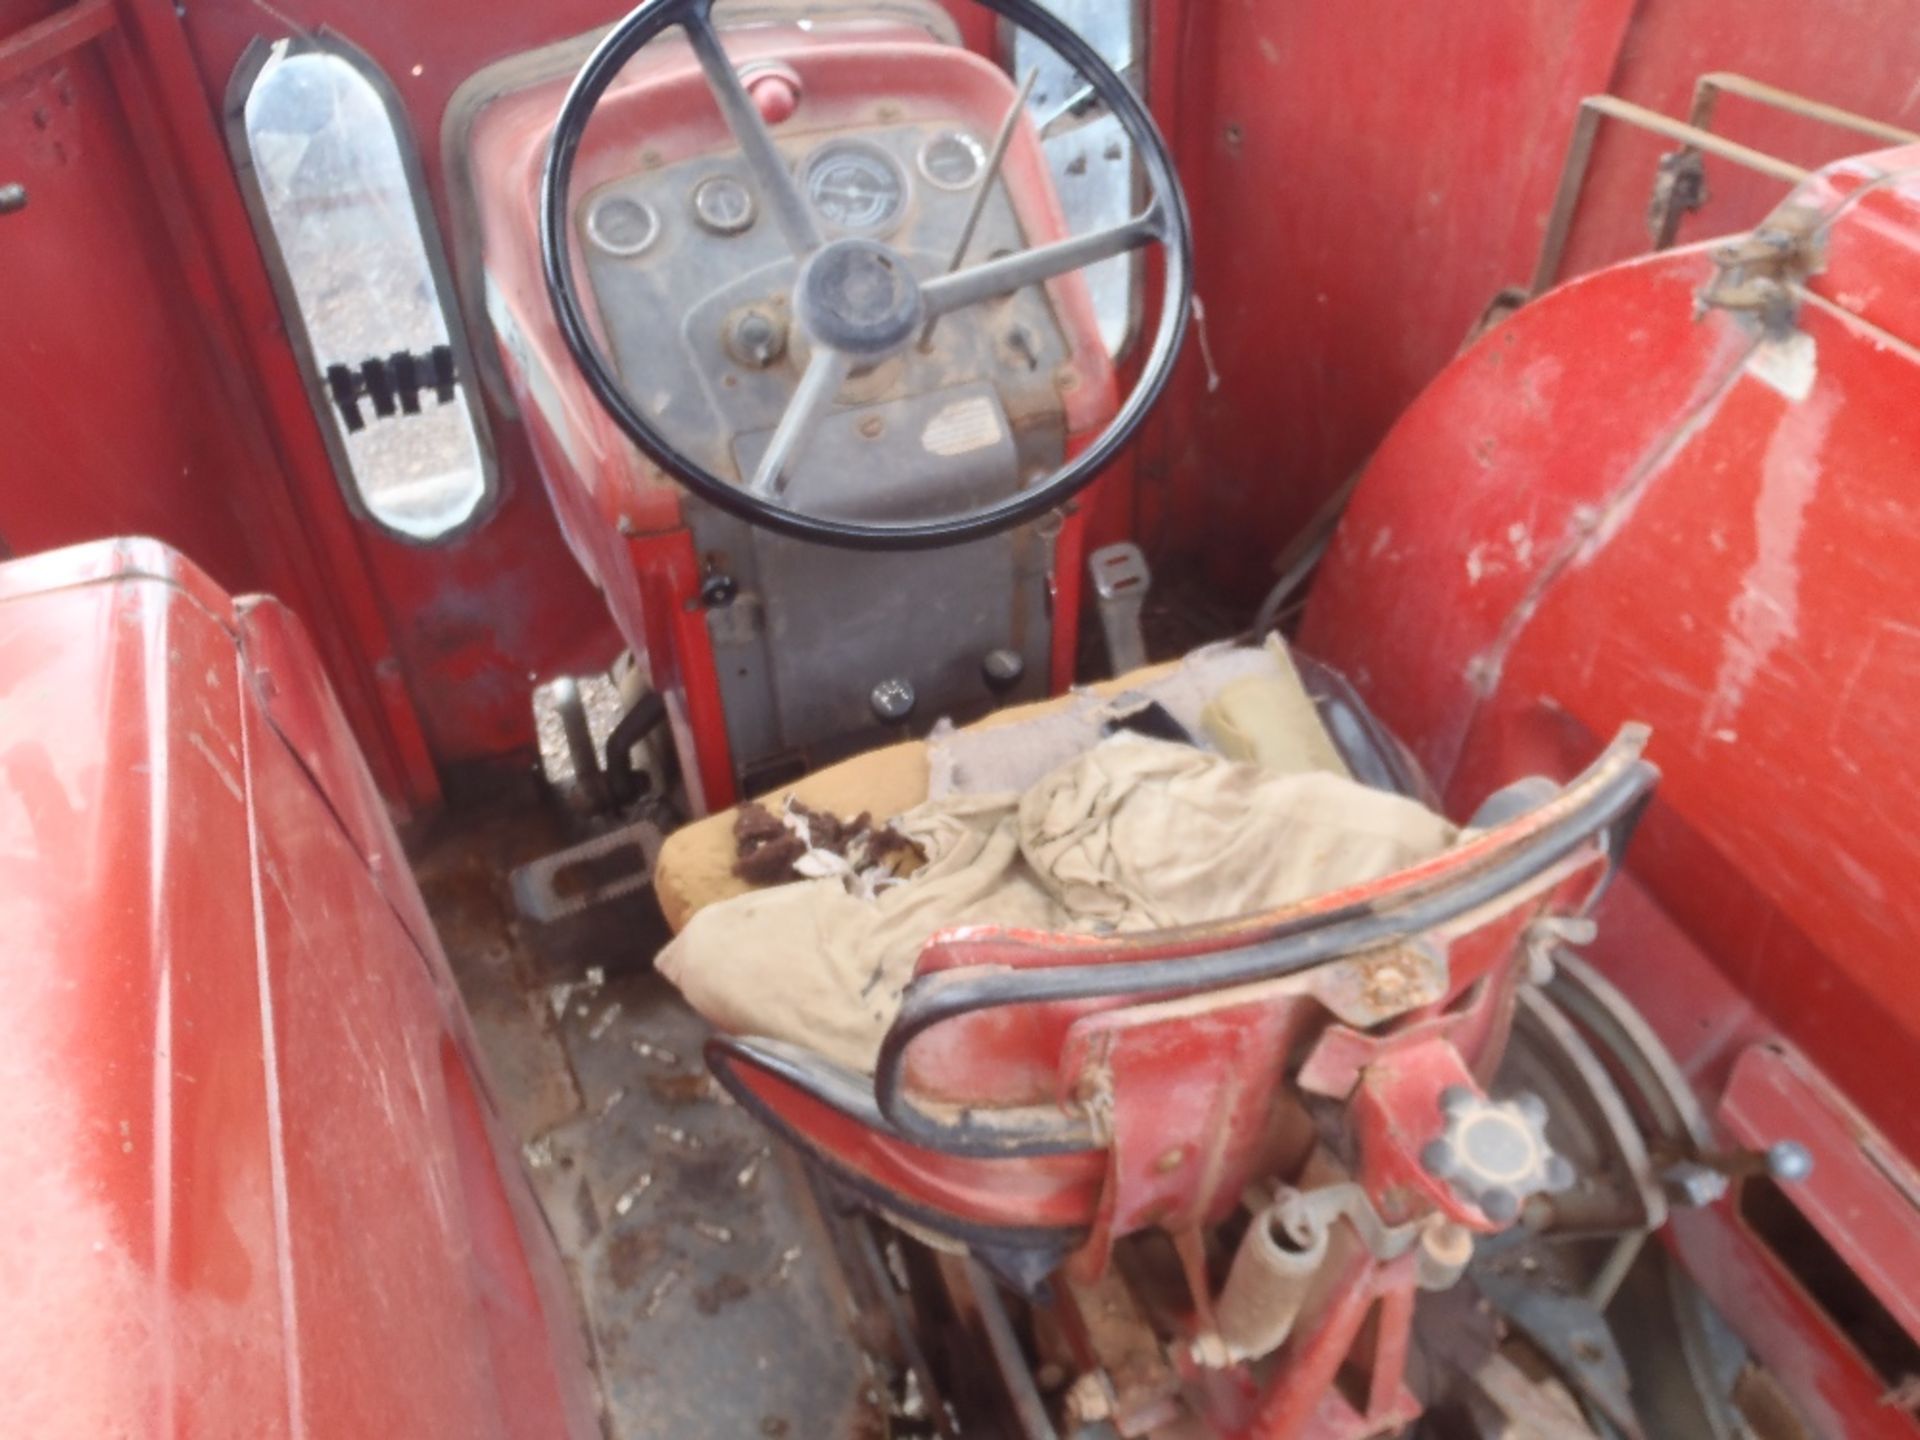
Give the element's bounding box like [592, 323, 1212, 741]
[726, 307, 788, 369]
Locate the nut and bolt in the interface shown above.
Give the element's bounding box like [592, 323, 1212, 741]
[1186, 1333, 1233, 1370]
[1660, 1161, 1731, 1209]
[1063, 1373, 1115, 1424]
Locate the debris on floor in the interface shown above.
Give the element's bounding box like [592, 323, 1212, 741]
[413, 799, 871, 1440]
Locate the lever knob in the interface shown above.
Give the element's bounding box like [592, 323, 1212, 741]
[1421, 1087, 1574, 1224]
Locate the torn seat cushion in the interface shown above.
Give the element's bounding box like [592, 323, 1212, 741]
[655, 658, 1457, 1074]
[653, 642, 1339, 933]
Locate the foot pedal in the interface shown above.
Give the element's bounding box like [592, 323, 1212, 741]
[510, 819, 664, 923]
[531, 671, 623, 807]
[1089, 542, 1152, 676]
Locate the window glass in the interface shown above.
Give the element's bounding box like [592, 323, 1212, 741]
[241, 41, 489, 541]
[1012, 0, 1146, 358]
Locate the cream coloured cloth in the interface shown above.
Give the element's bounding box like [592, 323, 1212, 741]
[657, 733, 1458, 1074]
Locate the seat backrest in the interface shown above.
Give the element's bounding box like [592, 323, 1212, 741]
[869, 731, 1653, 1227]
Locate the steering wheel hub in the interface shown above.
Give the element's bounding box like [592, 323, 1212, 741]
[797, 239, 924, 357]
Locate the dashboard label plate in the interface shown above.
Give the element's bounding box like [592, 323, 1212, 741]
[921, 396, 1005, 458]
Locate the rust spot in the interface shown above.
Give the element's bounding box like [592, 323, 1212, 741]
[647, 1072, 713, 1106]
[1359, 952, 1422, 1013]
[606, 1226, 670, 1290]
[695, 1272, 752, 1315]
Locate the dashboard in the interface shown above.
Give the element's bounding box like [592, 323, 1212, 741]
[465, 23, 1120, 798]
[576, 116, 1078, 516]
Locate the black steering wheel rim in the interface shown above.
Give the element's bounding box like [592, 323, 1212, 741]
[540, 0, 1193, 552]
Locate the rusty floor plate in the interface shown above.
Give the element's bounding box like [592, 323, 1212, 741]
[415, 797, 883, 1439]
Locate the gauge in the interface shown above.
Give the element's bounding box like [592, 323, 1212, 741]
[804, 141, 907, 233]
[693, 174, 757, 235]
[917, 130, 987, 191]
[586, 196, 660, 257]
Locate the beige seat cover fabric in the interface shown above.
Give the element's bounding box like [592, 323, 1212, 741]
[653, 660, 1182, 935]
[652, 640, 1331, 933]
[657, 733, 1456, 1075]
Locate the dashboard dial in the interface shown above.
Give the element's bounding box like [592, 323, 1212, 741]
[693, 175, 757, 235]
[586, 196, 660, 256]
[804, 141, 907, 233]
[918, 131, 986, 190]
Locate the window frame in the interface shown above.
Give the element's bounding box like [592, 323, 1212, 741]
[999, 0, 1151, 362]
[225, 30, 501, 546]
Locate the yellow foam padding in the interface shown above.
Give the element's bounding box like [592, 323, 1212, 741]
[653, 662, 1182, 935]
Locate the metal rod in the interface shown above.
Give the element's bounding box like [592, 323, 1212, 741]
[1038, 79, 1097, 138]
[0, 0, 114, 87]
[748, 346, 852, 497]
[963, 1260, 1061, 1440]
[1585, 1229, 1649, 1311]
[681, 3, 822, 257]
[921, 207, 1164, 319]
[921, 66, 1039, 348]
[1650, 73, 1920, 251]
[1691, 71, 1920, 148]
[849, 1220, 964, 1440]
[1531, 95, 1811, 298]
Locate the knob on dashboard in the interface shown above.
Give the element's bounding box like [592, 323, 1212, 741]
[743, 66, 802, 126]
[726, 308, 788, 369]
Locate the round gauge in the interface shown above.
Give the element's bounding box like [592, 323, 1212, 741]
[918, 130, 987, 191]
[804, 141, 907, 233]
[693, 174, 757, 235]
[586, 196, 660, 257]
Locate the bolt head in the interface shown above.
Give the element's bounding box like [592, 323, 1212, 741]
[1064, 1373, 1114, 1423]
[1767, 1140, 1814, 1183]
[1662, 1162, 1730, 1209]
[869, 677, 916, 724]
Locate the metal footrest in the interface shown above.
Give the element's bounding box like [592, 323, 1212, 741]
[509, 818, 664, 923]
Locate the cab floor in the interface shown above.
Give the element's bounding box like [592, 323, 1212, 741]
[411, 790, 882, 1439]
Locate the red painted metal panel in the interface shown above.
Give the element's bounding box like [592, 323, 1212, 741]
[0, 544, 288, 1436]
[0, 4, 450, 811]
[0, 539, 597, 1437]
[1147, 0, 1641, 599]
[1148, 0, 1920, 606]
[1302, 148, 1920, 1433]
[1720, 1043, 1920, 1348]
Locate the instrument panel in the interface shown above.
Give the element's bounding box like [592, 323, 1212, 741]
[573, 114, 1079, 788]
[575, 118, 1075, 499]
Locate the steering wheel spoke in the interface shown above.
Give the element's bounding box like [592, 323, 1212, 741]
[680, 2, 822, 257]
[920, 204, 1168, 320]
[749, 346, 854, 499]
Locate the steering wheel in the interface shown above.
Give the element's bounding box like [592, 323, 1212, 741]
[541, 0, 1192, 551]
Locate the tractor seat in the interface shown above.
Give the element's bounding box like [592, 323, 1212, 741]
[652, 642, 1430, 934]
[648, 645, 1657, 1283]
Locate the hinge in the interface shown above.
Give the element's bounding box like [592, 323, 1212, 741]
[1695, 203, 1826, 334]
